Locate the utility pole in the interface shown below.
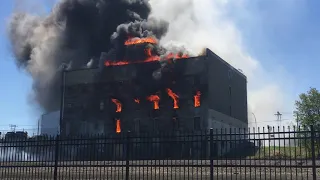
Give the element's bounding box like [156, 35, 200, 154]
[9, 124, 17, 132]
[274, 111, 282, 127]
[251, 112, 258, 132]
[274, 111, 283, 146]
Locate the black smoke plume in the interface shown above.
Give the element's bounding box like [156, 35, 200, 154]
[8, 0, 178, 113]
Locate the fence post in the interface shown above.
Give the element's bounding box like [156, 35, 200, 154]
[210, 128, 214, 180]
[310, 125, 317, 180]
[53, 135, 60, 180]
[125, 131, 131, 180]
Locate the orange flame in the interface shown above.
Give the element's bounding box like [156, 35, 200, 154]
[125, 37, 157, 46]
[111, 99, 122, 112]
[166, 52, 189, 60]
[104, 38, 189, 67]
[116, 119, 121, 133]
[134, 99, 140, 104]
[194, 91, 201, 107]
[104, 53, 189, 66]
[166, 88, 179, 109]
[145, 48, 152, 57]
[147, 95, 160, 110]
[105, 61, 129, 66]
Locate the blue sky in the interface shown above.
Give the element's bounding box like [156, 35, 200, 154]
[0, 0, 319, 133]
[0, 1, 33, 131]
[0, 0, 54, 133]
[240, 0, 320, 92]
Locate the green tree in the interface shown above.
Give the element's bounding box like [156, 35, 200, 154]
[294, 87, 320, 130]
[294, 87, 320, 156]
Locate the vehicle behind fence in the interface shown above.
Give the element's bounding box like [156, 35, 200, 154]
[0, 126, 320, 180]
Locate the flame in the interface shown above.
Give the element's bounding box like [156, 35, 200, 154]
[134, 99, 140, 104]
[116, 119, 121, 133]
[104, 37, 189, 67]
[166, 88, 179, 109]
[105, 61, 129, 66]
[104, 53, 189, 66]
[125, 37, 157, 46]
[194, 91, 201, 107]
[166, 52, 189, 60]
[147, 95, 160, 110]
[111, 99, 122, 112]
[145, 48, 152, 57]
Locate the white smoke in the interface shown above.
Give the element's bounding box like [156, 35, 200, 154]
[149, 0, 294, 127]
[0, 144, 55, 161]
[0, 146, 33, 161]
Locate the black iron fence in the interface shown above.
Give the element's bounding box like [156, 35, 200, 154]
[1, 126, 320, 180]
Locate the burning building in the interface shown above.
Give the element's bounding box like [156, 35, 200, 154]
[7, 0, 247, 138]
[8, 0, 249, 160]
[60, 46, 247, 136]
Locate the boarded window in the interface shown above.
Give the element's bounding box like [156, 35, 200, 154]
[194, 117, 201, 130]
[134, 119, 140, 132]
[173, 117, 179, 130]
[153, 118, 159, 132]
[99, 101, 104, 110]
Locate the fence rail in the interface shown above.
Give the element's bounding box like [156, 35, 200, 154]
[0, 126, 320, 179]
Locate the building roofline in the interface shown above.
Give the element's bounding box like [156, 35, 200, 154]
[64, 49, 247, 80]
[205, 48, 247, 80]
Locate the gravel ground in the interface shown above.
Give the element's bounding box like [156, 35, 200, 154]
[1, 160, 320, 180]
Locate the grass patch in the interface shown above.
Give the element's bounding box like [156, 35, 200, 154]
[251, 146, 311, 159]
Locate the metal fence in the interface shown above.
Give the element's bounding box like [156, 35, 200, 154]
[1, 126, 320, 180]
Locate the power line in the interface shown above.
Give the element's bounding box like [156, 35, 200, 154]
[248, 119, 293, 124]
[281, 112, 294, 114]
[9, 124, 17, 132]
[0, 125, 37, 127]
[274, 111, 283, 126]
